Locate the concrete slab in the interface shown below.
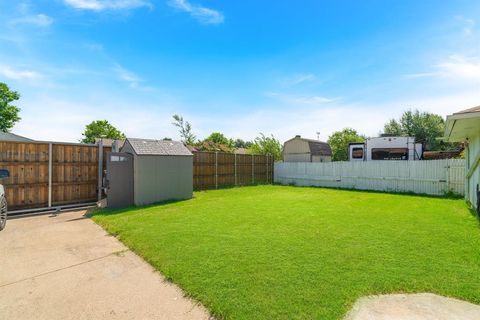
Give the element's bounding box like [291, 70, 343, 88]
[345, 293, 480, 320]
[0, 210, 212, 320]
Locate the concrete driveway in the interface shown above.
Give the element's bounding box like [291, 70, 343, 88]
[0, 210, 211, 320]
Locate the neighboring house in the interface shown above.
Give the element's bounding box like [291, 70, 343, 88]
[120, 138, 193, 206]
[349, 136, 423, 161]
[283, 135, 332, 162]
[195, 141, 233, 153]
[186, 145, 198, 153]
[0, 132, 34, 142]
[186, 145, 249, 154]
[234, 148, 248, 154]
[444, 106, 480, 214]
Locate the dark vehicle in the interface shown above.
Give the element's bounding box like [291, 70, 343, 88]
[0, 169, 10, 231]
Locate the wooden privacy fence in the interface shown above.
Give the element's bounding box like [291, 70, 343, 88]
[0, 140, 111, 211]
[193, 152, 273, 190]
[274, 159, 465, 196]
[0, 140, 273, 211]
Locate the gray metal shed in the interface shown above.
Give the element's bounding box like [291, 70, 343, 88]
[108, 138, 193, 207]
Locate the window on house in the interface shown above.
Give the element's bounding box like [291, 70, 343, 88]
[351, 147, 364, 159]
[371, 148, 408, 160]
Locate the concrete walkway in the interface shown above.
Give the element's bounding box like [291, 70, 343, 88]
[0, 210, 212, 320]
[346, 293, 480, 320]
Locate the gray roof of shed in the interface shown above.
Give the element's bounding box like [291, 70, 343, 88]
[126, 138, 192, 156]
[306, 139, 332, 156]
[0, 132, 34, 142]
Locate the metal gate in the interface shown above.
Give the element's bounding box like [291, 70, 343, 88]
[106, 152, 134, 208]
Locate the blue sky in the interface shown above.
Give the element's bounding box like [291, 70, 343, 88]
[0, 0, 479, 142]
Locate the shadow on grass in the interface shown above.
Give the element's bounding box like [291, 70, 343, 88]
[193, 182, 271, 193]
[273, 182, 465, 200]
[88, 184, 468, 220]
[88, 198, 193, 218]
[88, 185, 271, 219]
[465, 200, 480, 223]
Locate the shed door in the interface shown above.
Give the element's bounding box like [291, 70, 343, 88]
[106, 152, 134, 208]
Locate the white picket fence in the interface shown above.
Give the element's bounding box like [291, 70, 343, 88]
[274, 159, 465, 196]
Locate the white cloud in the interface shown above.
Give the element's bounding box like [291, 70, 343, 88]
[280, 73, 317, 86]
[11, 86, 479, 144]
[111, 63, 155, 91]
[195, 90, 480, 142]
[436, 55, 480, 79]
[14, 95, 177, 142]
[266, 92, 337, 106]
[456, 16, 475, 36]
[404, 55, 480, 80]
[169, 0, 224, 24]
[292, 74, 316, 84]
[0, 65, 42, 80]
[10, 14, 53, 27]
[112, 64, 140, 84]
[64, 0, 152, 11]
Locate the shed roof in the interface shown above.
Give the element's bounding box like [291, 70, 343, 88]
[125, 138, 192, 156]
[284, 135, 332, 156]
[0, 132, 34, 142]
[307, 139, 332, 156]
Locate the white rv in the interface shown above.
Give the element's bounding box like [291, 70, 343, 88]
[349, 136, 423, 161]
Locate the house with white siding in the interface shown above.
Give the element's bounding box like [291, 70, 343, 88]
[444, 106, 480, 214]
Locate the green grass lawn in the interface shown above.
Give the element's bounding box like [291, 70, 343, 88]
[91, 185, 480, 320]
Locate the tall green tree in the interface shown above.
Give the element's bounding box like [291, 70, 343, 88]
[248, 133, 282, 160]
[0, 82, 21, 132]
[172, 114, 196, 145]
[383, 109, 450, 150]
[233, 138, 252, 149]
[196, 132, 235, 152]
[327, 128, 365, 161]
[203, 132, 233, 147]
[81, 120, 126, 144]
[383, 119, 402, 135]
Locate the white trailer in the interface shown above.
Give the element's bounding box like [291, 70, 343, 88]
[349, 136, 423, 161]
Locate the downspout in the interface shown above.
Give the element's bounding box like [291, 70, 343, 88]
[465, 140, 470, 202]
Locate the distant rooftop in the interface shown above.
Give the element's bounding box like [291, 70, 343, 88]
[125, 138, 192, 156]
[94, 138, 125, 148]
[234, 147, 248, 154]
[287, 135, 332, 156]
[454, 105, 480, 115]
[0, 132, 34, 142]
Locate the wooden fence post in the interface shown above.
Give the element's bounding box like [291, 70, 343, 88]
[97, 140, 103, 202]
[266, 154, 269, 184]
[252, 154, 254, 184]
[48, 143, 53, 208]
[234, 153, 237, 186]
[215, 152, 218, 189]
